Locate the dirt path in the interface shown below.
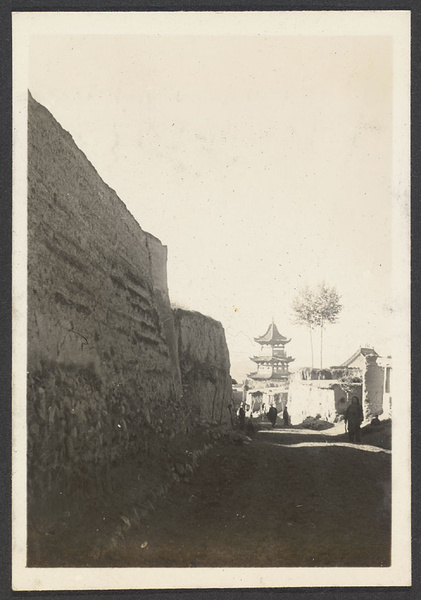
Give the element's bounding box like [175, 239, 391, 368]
[100, 428, 391, 568]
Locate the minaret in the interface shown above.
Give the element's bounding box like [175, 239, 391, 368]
[248, 322, 294, 380]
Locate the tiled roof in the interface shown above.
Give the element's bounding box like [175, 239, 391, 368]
[341, 347, 379, 367]
[254, 322, 291, 345]
[247, 371, 289, 380]
[251, 355, 294, 363]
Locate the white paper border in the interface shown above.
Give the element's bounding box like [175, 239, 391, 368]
[12, 10, 411, 590]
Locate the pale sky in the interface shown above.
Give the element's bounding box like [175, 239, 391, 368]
[29, 31, 394, 380]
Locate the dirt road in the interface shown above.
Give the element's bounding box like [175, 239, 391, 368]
[101, 426, 391, 568]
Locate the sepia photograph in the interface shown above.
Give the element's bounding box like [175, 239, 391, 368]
[12, 10, 411, 590]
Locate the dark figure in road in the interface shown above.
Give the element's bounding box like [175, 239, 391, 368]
[267, 405, 278, 428]
[283, 406, 290, 427]
[238, 404, 246, 430]
[228, 402, 235, 429]
[345, 396, 363, 443]
[371, 414, 381, 426]
[246, 416, 255, 437]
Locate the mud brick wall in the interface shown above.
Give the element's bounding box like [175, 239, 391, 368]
[173, 309, 231, 427]
[27, 94, 228, 501]
[287, 377, 362, 425]
[287, 380, 336, 425]
[363, 355, 385, 420]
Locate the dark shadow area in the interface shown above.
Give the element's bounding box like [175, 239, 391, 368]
[29, 424, 391, 569]
[256, 418, 391, 450]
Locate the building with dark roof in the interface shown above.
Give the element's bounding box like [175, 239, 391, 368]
[243, 322, 294, 418]
[287, 346, 392, 425]
[248, 322, 294, 381]
[340, 346, 379, 369]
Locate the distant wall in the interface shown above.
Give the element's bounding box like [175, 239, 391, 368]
[27, 93, 230, 501]
[246, 382, 289, 414]
[288, 380, 336, 424]
[173, 309, 231, 426]
[287, 377, 362, 424]
[232, 385, 244, 410]
[363, 355, 385, 419]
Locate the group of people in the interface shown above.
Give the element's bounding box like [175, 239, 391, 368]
[238, 403, 290, 430]
[236, 396, 366, 444]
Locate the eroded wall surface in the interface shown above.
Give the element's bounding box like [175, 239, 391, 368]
[173, 308, 231, 426]
[27, 94, 229, 501]
[363, 355, 385, 419]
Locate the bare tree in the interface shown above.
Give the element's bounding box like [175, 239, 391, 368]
[292, 285, 317, 368]
[314, 282, 342, 369]
[292, 282, 342, 369]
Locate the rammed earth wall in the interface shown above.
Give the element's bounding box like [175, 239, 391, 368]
[173, 308, 231, 427]
[363, 355, 385, 420]
[27, 94, 231, 504]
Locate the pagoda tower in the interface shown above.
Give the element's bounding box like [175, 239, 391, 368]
[248, 321, 294, 381]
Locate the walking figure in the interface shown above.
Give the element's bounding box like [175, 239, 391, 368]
[283, 406, 290, 427]
[267, 405, 278, 428]
[345, 396, 363, 443]
[246, 415, 255, 437]
[238, 404, 246, 430]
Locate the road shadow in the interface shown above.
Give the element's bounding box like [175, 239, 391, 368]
[256, 419, 391, 451]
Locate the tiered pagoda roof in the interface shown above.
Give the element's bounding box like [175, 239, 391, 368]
[254, 322, 291, 345]
[247, 371, 288, 381]
[248, 321, 294, 382]
[251, 355, 294, 364]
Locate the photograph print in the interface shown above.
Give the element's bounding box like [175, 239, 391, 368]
[12, 10, 411, 591]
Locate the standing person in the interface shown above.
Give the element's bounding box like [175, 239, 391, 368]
[345, 396, 364, 443]
[371, 414, 380, 426]
[246, 415, 255, 437]
[228, 402, 235, 429]
[238, 404, 246, 430]
[283, 406, 290, 427]
[267, 405, 278, 428]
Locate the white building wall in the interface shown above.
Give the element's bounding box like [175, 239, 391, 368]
[288, 380, 337, 425]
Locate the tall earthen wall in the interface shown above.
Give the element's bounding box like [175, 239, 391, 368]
[173, 308, 231, 427]
[27, 94, 231, 502]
